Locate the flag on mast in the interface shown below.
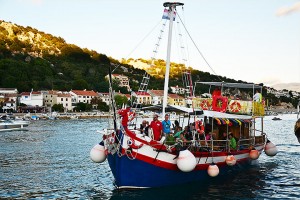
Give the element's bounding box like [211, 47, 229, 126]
[162, 8, 176, 21]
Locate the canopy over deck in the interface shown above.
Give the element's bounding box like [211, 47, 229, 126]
[195, 82, 262, 89]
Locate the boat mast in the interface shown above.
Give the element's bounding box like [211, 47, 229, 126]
[162, 2, 184, 117]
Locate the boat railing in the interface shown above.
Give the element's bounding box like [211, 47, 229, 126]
[173, 138, 254, 152]
[192, 97, 265, 116]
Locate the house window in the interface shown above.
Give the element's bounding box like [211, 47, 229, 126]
[61, 98, 63, 101]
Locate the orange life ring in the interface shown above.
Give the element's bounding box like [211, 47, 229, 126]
[229, 101, 241, 113]
[200, 99, 211, 110]
[195, 120, 205, 134]
[212, 96, 228, 112]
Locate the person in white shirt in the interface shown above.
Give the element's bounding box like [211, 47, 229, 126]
[253, 90, 262, 102]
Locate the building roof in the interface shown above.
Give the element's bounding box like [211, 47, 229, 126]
[149, 90, 164, 96]
[134, 91, 151, 96]
[47, 90, 59, 95]
[20, 92, 30, 96]
[168, 93, 184, 99]
[58, 93, 72, 97]
[71, 90, 98, 96]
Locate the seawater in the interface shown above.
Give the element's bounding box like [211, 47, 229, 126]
[0, 115, 299, 199]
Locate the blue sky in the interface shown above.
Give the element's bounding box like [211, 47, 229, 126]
[1, 0, 300, 86]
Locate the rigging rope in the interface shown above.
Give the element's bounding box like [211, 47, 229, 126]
[177, 13, 223, 82]
[112, 19, 163, 73]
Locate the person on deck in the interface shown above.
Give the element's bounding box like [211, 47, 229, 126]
[212, 87, 221, 97]
[229, 133, 237, 150]
[137, 120, 149, 136]
[173, 120, 182, 135]
[149, 114, 163, 141]
[178, 126, 193, 146]
[253, 90, 262, 103]
[162, 114, 172, 137]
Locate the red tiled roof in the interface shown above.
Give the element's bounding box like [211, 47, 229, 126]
[48, 90, 59, 95]
[5, 93, 18, 97]
[149, 90, 164, 96]
[58, 93, 71, 97]
[20, 92, 30, 96]
[71, 90, 98, 96]
[168, 94, 184, 99]
[134, 92, 151, 96]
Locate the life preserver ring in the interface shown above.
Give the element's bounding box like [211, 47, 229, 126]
[127, 138, 143, 149]
[212, 96, 228, 112]
[195, 120, 205, 134]
[200, 99, 210, 110]
[229, 101, 241, 113]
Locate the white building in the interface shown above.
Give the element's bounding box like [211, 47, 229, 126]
[148, 90, 164, 105]
[20, 91, 43, 106]
[106, 74, 131, 91]
[0, 88, 18, 94]
[57, 93, 72, 112]
[170, 85, 185, 95]
[2, 93, 18, 111]
[69, 90, 98, 104]
[98, 92, 111, 105]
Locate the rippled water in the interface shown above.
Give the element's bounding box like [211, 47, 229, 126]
[0, 115, 299, 199]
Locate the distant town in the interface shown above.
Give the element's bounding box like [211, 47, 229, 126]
[0, 73, 299, 114]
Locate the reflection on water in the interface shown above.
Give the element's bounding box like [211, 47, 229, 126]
[0, 115, 299, 199]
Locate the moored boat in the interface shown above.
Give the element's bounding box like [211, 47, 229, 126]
[90, 2, 278, 189]
[272, 117, 282, 121]
[0, 119, 30, 132]
[295, 118, 300, 143]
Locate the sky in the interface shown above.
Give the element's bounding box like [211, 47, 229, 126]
[1, 0, 300, 86]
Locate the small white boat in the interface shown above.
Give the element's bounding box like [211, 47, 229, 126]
[0, 120, 30, 132]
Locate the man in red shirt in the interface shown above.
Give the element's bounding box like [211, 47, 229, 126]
[149, 114, 163, 141]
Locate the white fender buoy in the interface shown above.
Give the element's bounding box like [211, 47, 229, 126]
[249, 149, 260, 160]
[264, 140, 278, 156]
[176, 150, 197, 172]
[207, 163, 219, 177]
[225, 155, 236, 166]
[90, 143, 106, 163]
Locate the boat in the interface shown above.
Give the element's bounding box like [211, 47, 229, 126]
[0, 118, 30, 132]
[294, 101, 300, 143]
[90, 2, 278, 189]
[272, 117, 282, 121]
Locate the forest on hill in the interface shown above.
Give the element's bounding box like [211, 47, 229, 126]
[0, 20, 298, 107]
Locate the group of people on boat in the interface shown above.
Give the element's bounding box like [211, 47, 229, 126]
[135, 113, 239, 151]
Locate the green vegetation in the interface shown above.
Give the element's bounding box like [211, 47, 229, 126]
[0, 20, 298, 108]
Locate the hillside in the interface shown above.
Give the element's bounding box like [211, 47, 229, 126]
[0, 20, 299, 107]
[272, 83, 300, 93]
[0, 20, 235, 93]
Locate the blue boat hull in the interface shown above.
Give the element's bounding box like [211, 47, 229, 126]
[107, 152, 250, 188]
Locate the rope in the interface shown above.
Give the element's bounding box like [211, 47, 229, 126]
[177, 13, 223, 82]
[112, 19, 163, 73]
